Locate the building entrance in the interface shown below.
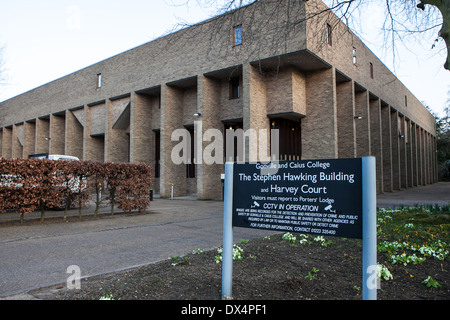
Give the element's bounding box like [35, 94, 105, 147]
[270, 118, 302, 161]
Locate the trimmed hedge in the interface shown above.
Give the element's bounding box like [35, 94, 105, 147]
[0, 158, 153, 223]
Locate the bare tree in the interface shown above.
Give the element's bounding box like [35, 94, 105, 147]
[174, 0, 449, 71]
[0, 43, 7, 86]
[418, 0, 449, 69]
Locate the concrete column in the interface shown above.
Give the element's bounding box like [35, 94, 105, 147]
[108, 97, 131, 163]
[242, 64, 269, 163]
[24, 121, 36, 158]
[355, 88, 370, 157]
[83, 107, 90, 161]
[417, 127, 424, 185]
[432, 135, 438, 183]
[369, 97, 383, 193]
[134, 90, 161, 194]
[12, 123, 24, 159]
[131, 93, 149, 164]
[399, 114, 407, 189]
[390, 109, 401, 190]
[411, 122, 418, 187]
[36, 117, 50, 155]
[84, 102, 106, 162]
[50, 113, 66, 155]
[336, 80, 356, 158]
[380, 103, 392, 192]
[303, 68, 338, 159]
[405, 119, 413, 188]
[2, 127, 13, 158]
[159, 85, 168, 197]
[160, 84, 185, 198]
[66, 109, 84, 159]
[197, 75, 224, 200]
[430, 133, 436, 184]
[250, 64, 269, 163]
[421, 129, 428, 185]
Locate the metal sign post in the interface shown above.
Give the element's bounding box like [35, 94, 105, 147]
[362, 156, 377, 300]
[222, 162, 234, 300]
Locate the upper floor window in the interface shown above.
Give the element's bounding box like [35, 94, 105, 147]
[97, 73, 102, 88]
[234, 25, 242, 46]
[326, 24, 332, 46]
[369, 63, 374, 79]
[229, 77, 240, 99]
[352, 47, 357, 65]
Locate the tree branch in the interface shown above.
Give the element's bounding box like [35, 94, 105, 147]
[418, 0, 449, 69]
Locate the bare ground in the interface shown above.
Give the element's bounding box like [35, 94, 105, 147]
[29, 233, 448, 301]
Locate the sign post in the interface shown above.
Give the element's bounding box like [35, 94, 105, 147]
[222, 157, 377, 300]
[362, 156, 377, 300]
[222, 162, 234, 300]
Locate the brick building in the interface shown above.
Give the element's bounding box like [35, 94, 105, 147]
[0, 0, 437, 199]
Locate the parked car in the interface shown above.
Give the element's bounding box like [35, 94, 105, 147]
[28, 153, 80, 161]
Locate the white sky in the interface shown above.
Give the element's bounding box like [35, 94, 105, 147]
[0, 0, 448, 117]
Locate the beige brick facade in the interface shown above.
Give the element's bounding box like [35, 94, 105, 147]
[0, 0, 437, 199]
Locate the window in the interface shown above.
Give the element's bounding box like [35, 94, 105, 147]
[369, 63, 374, 79]
[234, 25, 242, 46]
[224, 122, 243, 162]
[154, 130, 160, 178]
[326, 24, 332, 46]
[271, 118, 302, 161]
[352, 47, 357, 65]
[229, 77, 240, 99]
[405, 95, 408, 107]
[97, 73, 102, 88]
[186, 127, 195, 178]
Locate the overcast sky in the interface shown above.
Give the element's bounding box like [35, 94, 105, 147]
[0, 0, 448, 117]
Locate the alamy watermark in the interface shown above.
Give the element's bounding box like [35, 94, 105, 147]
[171, 121, 280, 175]
[66, 265, 81, 290]
[366, 265, 382, 291]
